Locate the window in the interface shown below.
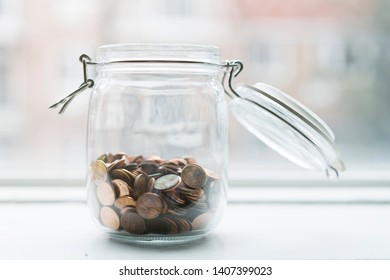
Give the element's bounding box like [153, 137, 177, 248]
[0, 47, 8, 104]
[163, 0, 193, 17]
[0, 0, 389, 183]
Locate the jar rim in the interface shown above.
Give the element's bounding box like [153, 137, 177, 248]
[96, 43, 221, 65]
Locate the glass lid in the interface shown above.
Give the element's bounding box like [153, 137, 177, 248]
[230, 83, 345, 176]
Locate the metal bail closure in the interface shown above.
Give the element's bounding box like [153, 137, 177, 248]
[49, 54, 94, 114]
[229, 83, 345, 177]
[222, 60, 244, 99]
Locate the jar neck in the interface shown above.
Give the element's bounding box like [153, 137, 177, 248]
[96, 63, 222, 76]
[96, 43, 222, 65]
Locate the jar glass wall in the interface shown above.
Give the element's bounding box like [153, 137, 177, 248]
[86, 44, 228, 244]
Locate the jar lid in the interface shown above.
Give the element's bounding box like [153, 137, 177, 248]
[230, 82, 345, 176]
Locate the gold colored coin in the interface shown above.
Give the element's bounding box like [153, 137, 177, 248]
[96, 182, 116, 205]
[136, 192, 164, 220]
[100, 206, 120, 230]
[91, 160, 108, 183]
[97, 153, 107, 162]
[181, 164, 207, 189]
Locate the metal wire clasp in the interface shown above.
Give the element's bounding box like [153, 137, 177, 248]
[222, 60, 244, 99]
[49, 54, 94, 114]
[49, 54, 243, 114]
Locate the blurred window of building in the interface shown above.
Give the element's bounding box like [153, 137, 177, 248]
[0, 0, 389, 183]
[0, 47, 8, 104]
[163, 0, 193, 17]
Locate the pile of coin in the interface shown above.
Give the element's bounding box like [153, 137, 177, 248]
[89, 153, 222, 235]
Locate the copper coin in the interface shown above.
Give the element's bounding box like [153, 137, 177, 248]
[184, 157, 196, 164]
[122, 169, 137, 182]
[161, 162, 179, 169]
[136, 192, 164, 220]
[120, 210, 145, 234]
[130, 169, 147, 178]
[147, 177, 155, 192]
[134, 173, 149, 199]
[181, 164, 207, 189]
[154, 174, 181, 191]
[123, 163, 139, 172]
[96, 182, 116, 205]
[162, 189, 186, 205]
[149, 173, 164, 179]
[146, 217, 172, 234]
[158, 166, 180, 176]
[114, 196, 137, 209]
[191, 199, 209, 212]
[106, 153, 116, 163]
[100, 206, 120, 230]
[114, 152, 128, 160]
[131, 155, 144, 164]
[110, 169, 134, 186]
[107, 158, 126, 172]
[111, 179, 130, 197]
[161, 197, 169, 214]
[162, 217, 178, 234]
[170, 216, 191, 232]
[120, 206, 136, 216]
[178, 183, 197, 194]
[147, 155, 163, 163]
[166, 157, 188, 168]
[187, 188, 204, 198]
[91, 160, 108, 183]
[139, 161, 159, 175]
[192, 213, 211, 230]
[179, 217, 192, 232]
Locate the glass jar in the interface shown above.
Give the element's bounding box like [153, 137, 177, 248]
[50, 43, 344, 245]
[86, 44, 229, 244]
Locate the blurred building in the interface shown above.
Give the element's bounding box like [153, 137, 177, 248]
[0, 0, 388, 172]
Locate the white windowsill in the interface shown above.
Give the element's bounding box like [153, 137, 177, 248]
[1, 182, 390, 260]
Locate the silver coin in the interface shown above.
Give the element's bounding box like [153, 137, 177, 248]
[154, 174, 182, 191]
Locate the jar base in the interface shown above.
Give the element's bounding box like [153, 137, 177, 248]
[107, 231, 208, 246]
